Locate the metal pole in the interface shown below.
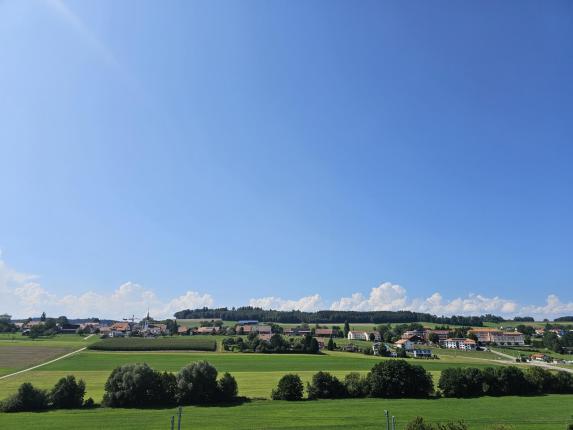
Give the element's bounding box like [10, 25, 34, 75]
[391, 416, 396, 430]
[384, 410, 389, 430]
[170, 416, 174, 430]
[177, 406, 182, 430]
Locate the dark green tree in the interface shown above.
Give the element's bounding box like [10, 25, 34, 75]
[176, 361, 219, 404]
[271, 374, 304, 401]
[306, 371, 346, 399]
[49, 375, 86, 409]
[367, 360, 433, 398]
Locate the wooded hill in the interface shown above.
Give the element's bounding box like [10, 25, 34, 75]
[173, 307, 506, 326]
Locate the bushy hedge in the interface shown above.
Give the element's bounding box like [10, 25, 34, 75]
[405, 417, 468, 430]
[103, 361, 238, 407]
[274, 360, 434, 400]
[1, 377, 88, 413]
[89, 337, 216, 351]
[222, 334, 319, 354]
[439, 366, 573, 397]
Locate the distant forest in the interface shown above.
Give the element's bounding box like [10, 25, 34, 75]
[173, 307, 506, 326]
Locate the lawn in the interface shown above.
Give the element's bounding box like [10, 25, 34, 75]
[0, 396, 572, 430]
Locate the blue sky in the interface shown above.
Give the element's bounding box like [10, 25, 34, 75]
[1, 1, 572, 319]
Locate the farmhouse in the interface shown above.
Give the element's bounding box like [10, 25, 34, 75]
[530, 353, 551, 362]
[425, 329, 450, 343]
[257, 325, 272, 335]
[394, 339, 413, 350]
[444, 338, 476, 350]
[347, 331, 369, 341]
[402, 329, 426, 340]
[177, 326, 190, 335]
[315, 328, 336, 337]
[196, 326, 220, 335]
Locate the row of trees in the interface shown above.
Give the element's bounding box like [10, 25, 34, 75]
[0, 376, 91, 412]
[173, 307, 502, 326]
[271, 360, 434, 400]
[103, 361, 238, 407]
[222, 333, 320, 354]
[271, 360, 573, 401]
[438, 366, 573, 397]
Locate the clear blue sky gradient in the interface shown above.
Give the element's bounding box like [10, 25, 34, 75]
[1, 1, 572, 310]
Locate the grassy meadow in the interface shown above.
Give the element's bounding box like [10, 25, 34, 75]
[1, 327, 571, 429]
[0, 395, 572, 429]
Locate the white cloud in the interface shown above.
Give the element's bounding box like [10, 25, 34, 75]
[0, 255, 212, 320]
[520, 294, 573, 318]
[1, 253, 572, 320]
[330, 282, 408, 311]
[248, 294, 323, 312]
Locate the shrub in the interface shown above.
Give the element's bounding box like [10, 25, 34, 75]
[405, 417, 468, 430]
[271, 374, 304, 401]
[0, 382, 49, 412]
[405, 417, 434, 430]
[344, 372, 369, 398]
[49, 375, 86, 409]
[306, 371, 346, 399]
[176, 361, 219, 404]
[218, 372, 238, 401]
[103, 363, 172, 407]
[367, 360, 433, 398]
[83, 397, 95, 408]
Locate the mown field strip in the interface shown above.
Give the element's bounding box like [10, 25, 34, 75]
[0, 347, 86, 380]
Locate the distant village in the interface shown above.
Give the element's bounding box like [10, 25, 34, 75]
[2, 312, 572, 365]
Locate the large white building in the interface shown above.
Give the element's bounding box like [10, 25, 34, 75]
[444, 338, 477, 350]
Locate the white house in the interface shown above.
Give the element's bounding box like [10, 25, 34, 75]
[347, 331, 369, 341]
[444, 338, 476, 350]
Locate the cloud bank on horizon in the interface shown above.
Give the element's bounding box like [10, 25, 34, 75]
[1, 256, 572, 320]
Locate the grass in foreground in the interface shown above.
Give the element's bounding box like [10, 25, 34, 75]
[0, 396, 572, 430]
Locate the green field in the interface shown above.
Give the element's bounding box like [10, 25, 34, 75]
[1, 328, 569, 429]
[0, 348, 507, 402]
[0, 395, 572, 429]
[88, 337, 216, 351]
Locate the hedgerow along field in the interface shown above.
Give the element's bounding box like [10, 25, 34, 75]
[87, 337, 217, 351]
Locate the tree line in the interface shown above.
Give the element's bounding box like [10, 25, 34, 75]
[222, 333, 320, 354]
[174, 307, 505, 326]
[271, 360, 573, 401]
[438, 366, 573, 397]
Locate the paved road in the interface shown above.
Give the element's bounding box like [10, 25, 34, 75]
[490, 349, 573, 374]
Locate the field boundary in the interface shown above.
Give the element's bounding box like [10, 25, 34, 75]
[0, 347, 86, 380]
